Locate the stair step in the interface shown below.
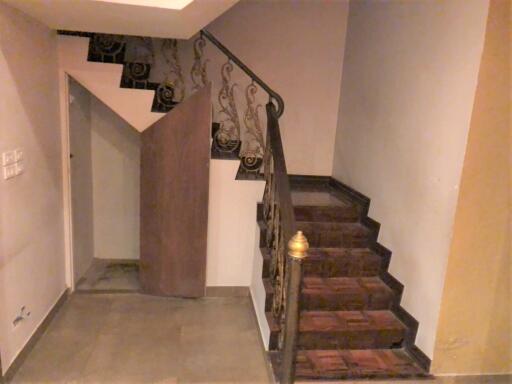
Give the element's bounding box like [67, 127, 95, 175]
[294, 205, 360, 223]
[261, 247, 382, 278]
[291, 188, 353, 207]
[267, 310, 407, 350]
[297, 221, 373, 248]
[263, 277, 394, 312]
[269, 348, 428, 380]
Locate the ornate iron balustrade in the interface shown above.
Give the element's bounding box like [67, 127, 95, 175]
[200, 30, 307, 383]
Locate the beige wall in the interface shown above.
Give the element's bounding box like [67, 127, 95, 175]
[0, 3, 66, 371]
[207, 160, 264, 286]
[69, 78, 94, 281]
[69, 80, 140, 267]
[205, 0, 349, 175]
[332, 0, 489, 357]
[432, 0, 511, 375]
[90, 97, 140, 261]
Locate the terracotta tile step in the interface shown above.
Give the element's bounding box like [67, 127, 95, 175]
[263, 276, 394, 312]
[293, 205, 360, 223]
[297, 221, 372, 248]
[260, 247, 382, 278]
[269, 348, 428, 380]
[267, 310, 407, 350]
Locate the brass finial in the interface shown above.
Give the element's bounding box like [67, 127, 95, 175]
[288, 231, 309, 259]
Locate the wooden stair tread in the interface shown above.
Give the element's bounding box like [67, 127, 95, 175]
[264, 276, 394, 312]
[302, 276, 393, 296]
[270, 348, 428, 380]
[267, 310, 406, 333]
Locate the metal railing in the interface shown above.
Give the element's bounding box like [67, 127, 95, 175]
[201, 29, 307, 384]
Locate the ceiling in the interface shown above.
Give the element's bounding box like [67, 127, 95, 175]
[3, 0, 239, 39]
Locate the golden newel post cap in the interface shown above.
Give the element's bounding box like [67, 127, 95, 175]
[288, 230, 309, 259]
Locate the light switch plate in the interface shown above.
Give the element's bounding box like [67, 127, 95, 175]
[2, 151, 16, 166]
[3, 164, 16, 180]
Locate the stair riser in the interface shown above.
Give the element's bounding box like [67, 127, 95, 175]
[294, 206, 359, 223]
[269, 330, 405, 350]
[302, 293, 394, 311]
[301, 230, 371, 248]
[262, 254, 382, 278]
[265, 292, 393, 312]
[259, 224, 372, 248]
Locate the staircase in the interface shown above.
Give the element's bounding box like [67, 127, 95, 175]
[258, 177, 430, 381]
[58, 28, 430, 382]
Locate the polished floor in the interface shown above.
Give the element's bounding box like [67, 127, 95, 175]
[76, 259, 140, 292]
[10, 294, 272, 383]
[9, 293, 511, 384]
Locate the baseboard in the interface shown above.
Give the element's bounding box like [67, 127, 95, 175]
[205, 286, 249, 297]
[436, 373, 512, 381]
[249, 289, 276, 384]
[1, 289, 69, 382]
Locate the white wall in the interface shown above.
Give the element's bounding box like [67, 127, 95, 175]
[69, 80, 140, 267]
[207, 160, 264, 286]
[0, 3, 66, 371]
[195, 0, 349, 176]
[332, 0, 489, 357]
[90, 97, 140, 260]
[69, 78, 95, 281]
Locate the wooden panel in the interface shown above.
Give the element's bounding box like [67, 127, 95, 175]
[140, 85, 211, 297]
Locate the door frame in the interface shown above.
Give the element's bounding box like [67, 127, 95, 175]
[58, 71, 77, 292]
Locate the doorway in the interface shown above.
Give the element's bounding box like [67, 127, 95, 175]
[66, 77, 211, 296]
[68, 78, 141, 292]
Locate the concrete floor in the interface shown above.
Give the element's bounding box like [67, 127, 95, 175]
[10, 294, 272, 383]
[9, 293, 511, 384]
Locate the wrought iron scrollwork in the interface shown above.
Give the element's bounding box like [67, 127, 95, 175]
[190, 35, 209, 91]
[125, 62, 151, 81]
[262, 139, 287, 330]
[88, 33, 125, 63]
[240, 82, 265, 173]
[160, 39, 185, 103]
[155, 83, 176, 109]
[213, 60, 241, 153]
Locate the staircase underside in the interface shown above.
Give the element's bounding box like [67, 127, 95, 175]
[258, 176, 430, 381]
